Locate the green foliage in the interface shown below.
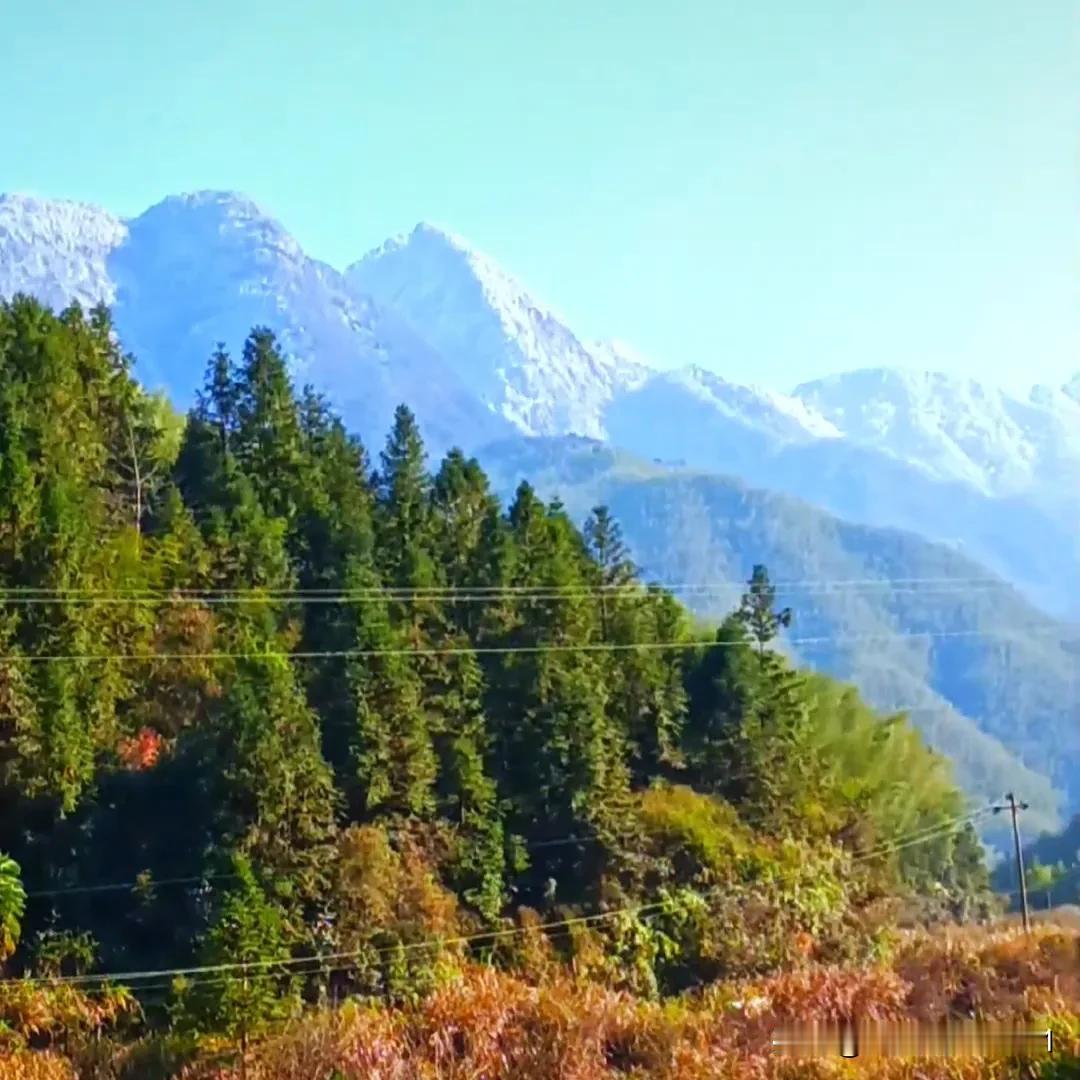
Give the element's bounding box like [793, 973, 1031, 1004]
[683, 583, 824, 837]
[0, 304, 997, 1055]
[1014, 814, 1080, 910]
[1026, 858, 1069, 910]
[177, 855, 299, 1038]
[28, 928, 97, 979]
[803, 672, 996, 912]
[631, 785, 860, 987]
[0, 854, 25, 962]
[477, 436, 1071, 828]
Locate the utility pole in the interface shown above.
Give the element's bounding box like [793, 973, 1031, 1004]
[240, 968, 249, 1080]
[994, 793, 1030, 933]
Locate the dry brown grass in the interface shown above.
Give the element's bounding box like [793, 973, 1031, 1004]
[4, 922, 1076, 1079]
[170, 923, 1080, 1080]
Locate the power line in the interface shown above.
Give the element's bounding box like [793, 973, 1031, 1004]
[0, 583, 1017, 606]
[851, 807, 995, 862]
[0, 584, 1019, 602]
[24, 873, 239, 900]
[0, 575, 1013, 601]
[17, 898, 678, 989]
[0, 625, 1070, 666]
[74, 913, 679, 998]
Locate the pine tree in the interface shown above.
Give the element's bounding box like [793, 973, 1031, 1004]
[196, 344, 238, 454]
[181, 854, 299, 1037]
[486, 484, 632, 905]
[0, 299, 143, 812]
[375, 405, 434, 594]
[347, 406, 441, 819]
[684, 567, 821, 833]
[291, 387, 378, 783]
[212, 651, 340, 906]
[584, 506, 686, 782]
[431, 449, 503, 634]
[233, 329, 305, 519]
[683, 613, 760, 797]
[737, 564, 792, 659]
[347, 567, 436, 819]
[584, 505, 637, 642]
[427, 449, 506, 916]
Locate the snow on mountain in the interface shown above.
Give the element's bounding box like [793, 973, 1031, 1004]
[347, 225, 863, 462]
[346, 223, 649, 439]
[794, 368, 1080, 499]
[0, 193, 127, 310]
[597, 363, 1080, 618]
[0, 192, 511, 454]
[663, 366, 842, 440]
[1061, 372, 1080, 405]
[343, 219, 1080, 606]
[7, 189, 1071, 507]
[601, 364, 841, 477]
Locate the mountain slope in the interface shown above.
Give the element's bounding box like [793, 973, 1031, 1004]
[3, 190, 1074, 836]
[0, 192, 512, 456]
[795, 367, 1080, 504]
[606, 370, 1080, 617]
[477, 435, 1076, 832]
[3, 187, 1078, 691]
[346, 223, 649, 438]
[0, 193, 127, 310]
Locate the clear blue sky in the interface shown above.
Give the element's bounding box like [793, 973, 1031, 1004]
[4, 0, 1077, 389]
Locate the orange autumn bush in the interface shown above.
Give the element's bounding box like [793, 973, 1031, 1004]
[179, 967, 1079, 1080]
[0, 980, 138, 1052]
[0, 1052, 75, 1080]
[117, 726, 164, 770]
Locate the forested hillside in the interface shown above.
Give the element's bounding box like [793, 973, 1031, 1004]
[0, 297, 1010, 1074]
[478, 437, 1077, 831]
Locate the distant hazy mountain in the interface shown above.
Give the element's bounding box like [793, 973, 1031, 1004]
[609, 372, 1080, 617]
[796, 367, 1080, 502]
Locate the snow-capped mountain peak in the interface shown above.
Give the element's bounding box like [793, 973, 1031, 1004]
[357, 220, 589, 349]
[0, 192, 512, 454]
[126, 190, 308, 268]
[793, 366, 1080, 495]
[346, 223, 650, 438]
[0, 192, 127, 310]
